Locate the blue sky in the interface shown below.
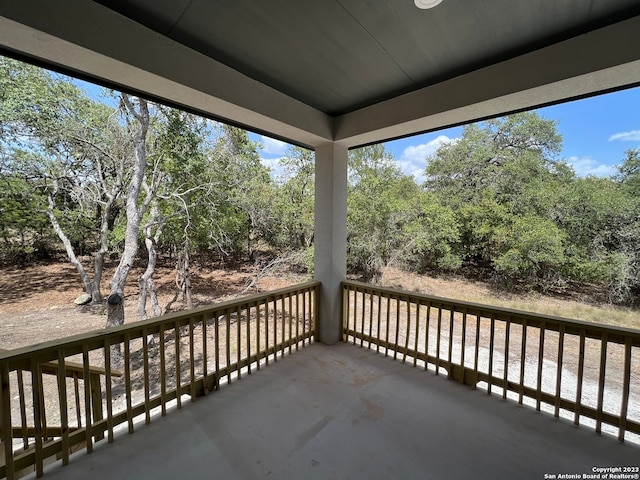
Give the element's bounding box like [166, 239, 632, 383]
[255, 86, 640, 182]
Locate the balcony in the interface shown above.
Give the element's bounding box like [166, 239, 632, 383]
[1, 281, 638, 480]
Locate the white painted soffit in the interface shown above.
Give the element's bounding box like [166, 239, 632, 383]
[334, 15, 640, 148]
[0, 1, 333, 148]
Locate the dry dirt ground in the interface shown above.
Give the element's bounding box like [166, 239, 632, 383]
[0, 259, 306, 350]
[2, 260, 638, 350]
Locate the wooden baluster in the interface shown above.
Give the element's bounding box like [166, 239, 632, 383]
[618, 336, 632, 442]
[554, 325, 565, 418]
[82, 346, 93, 453]
[424, 304, 431, 371]
[175, 321, 182, 409]
[595, 332, 608, 434]
[473, 314, 480, 388]
[448, 309, 454, 380]
[359, 290, 365, 346]
[226, 308, 232, 381]
[73, 372, 81, 428]
[203, 313, 210, 388]
[30, 358, 44, 477]
[385, 295, 391, 357]
[518, 320, 527, 405]
[247, 306, 252, 375]
[265, 301, 270, 365]
[256, 303, 261, 371]
[376, 295, 382, 353]
[190, 317, 197, 396]
[103, 337, 115, 442]
[536, 321, 546, 411]
[301, 290, 306, 346]
[16, 370, 29, 450]
[574, 329, 586, 426]
[461, 309, 467, 384]
[403, 297, 411, 364]
[368, 292, 374, 349]
[1, 364, 14, 480]
[413, 303, 420, 368]
[280, 297, 286, 358]
[214, 311, 221, 387]
[142, 329, 151, 422]
[488, 315, 495, 395]
[435, 307, 442, 376]
[237, 305, 242, 378]
[503, 317, 510, 398]
[272, 298, 278, 361]
[288, 294, 293, 355]
[38, 367, 47, 443]
[295, 292, 300, 351]
[394, 297, 401, 360]
[124, 334, 134, 432]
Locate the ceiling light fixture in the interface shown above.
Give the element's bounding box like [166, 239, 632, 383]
[414, 0, 443, 9]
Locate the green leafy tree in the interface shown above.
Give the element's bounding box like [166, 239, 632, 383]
[0, 57, 128, 301]
[492, 214, 567, 289]
[269, 146, 315, 252]
[424, 113, 573, 288]
[399, 191, 461, 272]
[617, 149, 640, 196]
[213, 125, 273, 259]
[348, 145, 407, 280]
[425, 112, 565, 211]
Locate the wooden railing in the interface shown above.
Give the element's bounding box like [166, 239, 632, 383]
[0, 281, 318, 479]
[0, 350, 122, 446]
[342, 280, 640, 443]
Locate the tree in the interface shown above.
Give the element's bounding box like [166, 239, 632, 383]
[397, 190, 461, 273]
[425, 112, 566, 212]
[269, 146, 315, 252]
[106, 95, 151, 328]
[423, 113, 573, 288]
[0, 57, 127, 301]
[617, 149, 640, 196]
[492, 214, 567, 289]
[212, 125, 272, 260]
[347, 145, 424, 281]
[423, 111, 640, 302]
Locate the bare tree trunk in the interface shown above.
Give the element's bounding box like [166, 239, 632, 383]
[92, 199, 117, 303]
[47, 192, 94, 298]
[138, 202, 163, 320]
[183, 236, 193, 309]
[106, 96, 150, 329]
[106, 293, 125, 368]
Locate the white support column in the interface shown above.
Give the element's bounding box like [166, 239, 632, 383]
[314, 142, 348, 345]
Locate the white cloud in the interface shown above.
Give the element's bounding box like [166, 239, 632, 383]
[608, 130, 640, 142]
[260, 135, 288, 155]
[397, 135, 456, 183]
[260, 156, 281, 170]
[566, 156, 617, 178]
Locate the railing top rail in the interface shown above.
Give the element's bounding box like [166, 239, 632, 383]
[0, 280, 320, 366]
[342, 280, 640, 343]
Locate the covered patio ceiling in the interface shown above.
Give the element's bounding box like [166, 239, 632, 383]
[1, 0, 639, 149]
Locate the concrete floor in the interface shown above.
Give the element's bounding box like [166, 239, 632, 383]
[33, 343, 638, 480]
